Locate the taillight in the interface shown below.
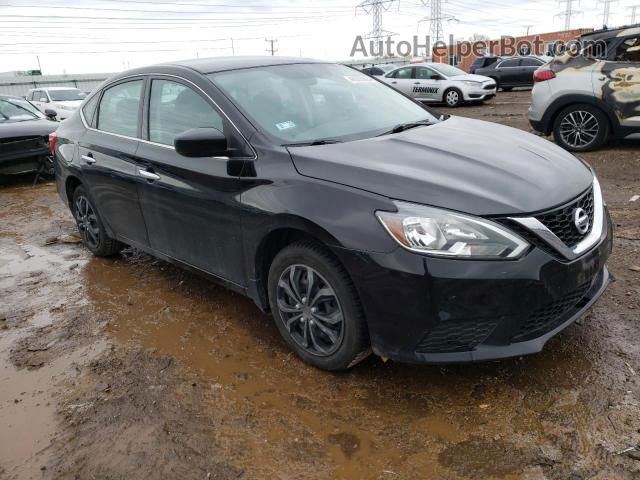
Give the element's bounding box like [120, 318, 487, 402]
[534, 69, 556, 82]
[49, 132, 57, 156]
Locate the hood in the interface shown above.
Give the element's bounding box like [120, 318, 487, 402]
[0, 118, 58, 139]
[450, 74, 493, 83]
[288, 116, 593, 216]
[53, 100, 82, 108]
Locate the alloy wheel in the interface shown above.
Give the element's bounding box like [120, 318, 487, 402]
[446, 90, 460, 106]
[74, 195, 100, 249]
[276, 264, 345, 356]
[559, 110, 599, 148]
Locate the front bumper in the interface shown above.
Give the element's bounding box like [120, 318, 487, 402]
[0, 148, 49, 175]
[464, 87, 496, 101]
[334, 208, 613, 364]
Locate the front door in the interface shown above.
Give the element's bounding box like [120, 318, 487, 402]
[78, 78, 149, 247]
[413, 66, 444, 102]
[135, 76, 249, 285]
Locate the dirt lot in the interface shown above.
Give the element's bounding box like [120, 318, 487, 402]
[1, 90, 639, 480]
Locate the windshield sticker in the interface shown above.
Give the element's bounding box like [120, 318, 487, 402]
[275, 121, 296, 131]
[344, 75, 375, 84]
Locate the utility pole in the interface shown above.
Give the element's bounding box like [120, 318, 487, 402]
[355, 0, 397, 41]
[36, 55, 42, 74]
[630, 5, 640, 23]
[523, 25, 534, 36]
[599, 0, 618, 27]
[230, 38, 235, 56]
[556, 0, 582, 31]
[265, 38, 278, 56]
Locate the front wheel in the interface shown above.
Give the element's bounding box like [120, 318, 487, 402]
[72, 186, 123, 257]
[553, 104, 609, 152]
[443, 88, 463, 108]
[268, 242, 370, 371]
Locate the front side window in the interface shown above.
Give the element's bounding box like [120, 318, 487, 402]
[97, 80, 143, 137]
[209, 63, 437, 144]
[149, 79, 224, 146]
[392, 67, 413, 79]
[48, 89, 85, 102]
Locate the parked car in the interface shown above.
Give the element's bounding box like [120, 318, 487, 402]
[54, 57, 611, 371]
[381, 63, 496, 107]
[361, 64, 396, 77]
[469, 55, 501, 74]
[0, 95, 57, 176]
[529, 24, 640, 151]
[475, 56, 551, 90]
[27, 87, 86, 121]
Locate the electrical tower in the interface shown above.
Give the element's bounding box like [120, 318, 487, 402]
[556, 0, 582, 31]
[630, 5, 640, 23]
[355, 0, 397, 41]
[418, 0, 455, 44]
[599, 0, 618, 27]
[265, 38, 278, 56]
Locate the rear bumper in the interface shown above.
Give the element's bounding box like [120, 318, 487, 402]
[334, 208, 613, 364]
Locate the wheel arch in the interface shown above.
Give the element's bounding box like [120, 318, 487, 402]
[541, 94, 618, 136]
[64, 175, 83, 208]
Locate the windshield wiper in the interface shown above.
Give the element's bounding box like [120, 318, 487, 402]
[377, 119, 434, 137]
[283, 139, 343, 147]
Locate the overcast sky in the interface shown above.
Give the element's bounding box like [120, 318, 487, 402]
[0, 0, 636, 75]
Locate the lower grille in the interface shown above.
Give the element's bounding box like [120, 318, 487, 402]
[512, 280, 592, 343]
[416, 321, 497, 354]
[483, 84, 496, 90]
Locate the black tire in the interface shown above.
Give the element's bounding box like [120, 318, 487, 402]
[443, 88, 463, 108]
[72, 185, 123, 257]
[501, 86, 513, 92]
[552, 104, 610, 152]
[268, 241, 370, 371]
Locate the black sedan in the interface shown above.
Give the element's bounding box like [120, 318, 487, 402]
[0, 95, 57, 176]
[53, 57, 611, 371]
[475, 56, 550, 90]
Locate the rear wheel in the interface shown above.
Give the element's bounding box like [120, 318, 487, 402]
[443, 88, 463, 108]
[268, 242, 370, 371]
[501, 86, 513, 92]
[72, 186, 123, 257]
[553, 104, 609, 152]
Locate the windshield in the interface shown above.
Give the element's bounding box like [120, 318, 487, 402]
[430, 64, 467, 77]
[0, 97, 44, 123]
[209, 63, 437, 144]
[48, 89, 85, 101]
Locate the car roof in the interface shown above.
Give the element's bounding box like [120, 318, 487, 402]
[27, 86, 80, 91]
[147, 56, 327, 75]
[581, 23, 640, 41]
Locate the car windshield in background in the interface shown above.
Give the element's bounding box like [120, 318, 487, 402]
[431, 64, 467, 77]
[48, 89, 85, 101]
[0, 97, 43, 123]
[209, 63, 437, 144]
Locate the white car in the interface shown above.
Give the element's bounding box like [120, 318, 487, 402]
[26, 87, 86, 121]
[381, 63, 497, 107]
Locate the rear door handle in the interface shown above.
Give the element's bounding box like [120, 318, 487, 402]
[81, 154, 96, 164]
[139, 169, 160, 181]
[391, 81, 397, 84]
[414, 82, 421, 84]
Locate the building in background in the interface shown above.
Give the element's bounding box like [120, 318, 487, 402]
[433, 28, 593, 72]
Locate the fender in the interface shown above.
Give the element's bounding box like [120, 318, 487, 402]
[538, 93, 621, 136]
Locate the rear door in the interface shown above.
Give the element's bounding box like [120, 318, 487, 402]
[519, 57, 545, 85]
[496, 58, 521, 85]
[385, 67, 415, 96]
[78, 78, 150, 247]
[135, 76, 249, 285]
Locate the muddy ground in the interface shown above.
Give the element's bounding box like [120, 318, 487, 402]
[1, 90, 639, 480]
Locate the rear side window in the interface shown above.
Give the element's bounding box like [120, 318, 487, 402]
[97, 80, 143, 137]
[499, 59, 520, 68]
[521, 58, 544, 67]
[82, 94, 99, 127]
[614, 36, 640, 62]
[148, 79, 224, 146]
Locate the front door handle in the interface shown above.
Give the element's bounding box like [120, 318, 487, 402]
[414, 82, 421, 84]
[81, 154, 96, 164]
[391, 81, 397, 84]
[139, 169, 160, 181]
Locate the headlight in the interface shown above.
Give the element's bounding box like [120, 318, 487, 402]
[463, 81, 481, 87]
[377, 202, 529, 259]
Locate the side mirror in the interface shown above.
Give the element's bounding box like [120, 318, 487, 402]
[174, 127, 228, 158]
[44, 109, 58, 120]
[40, 97, 49, 103]
[431, 75, 444, 81]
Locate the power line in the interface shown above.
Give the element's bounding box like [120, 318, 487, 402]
[418, 0, 456, 44]
[598, 0, 617, 27]
[630, 5, 640, 23]
[355, 0, 397, 41]
[555, 0, 582, 31]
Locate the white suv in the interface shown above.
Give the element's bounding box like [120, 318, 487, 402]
[529, 25, 640, 151]
[26, 87, 86, 121]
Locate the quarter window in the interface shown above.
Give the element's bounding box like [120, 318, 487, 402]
[148, 79, 224, 146]
[97, 80, 143, 137]
[82, 94, 99, 128]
